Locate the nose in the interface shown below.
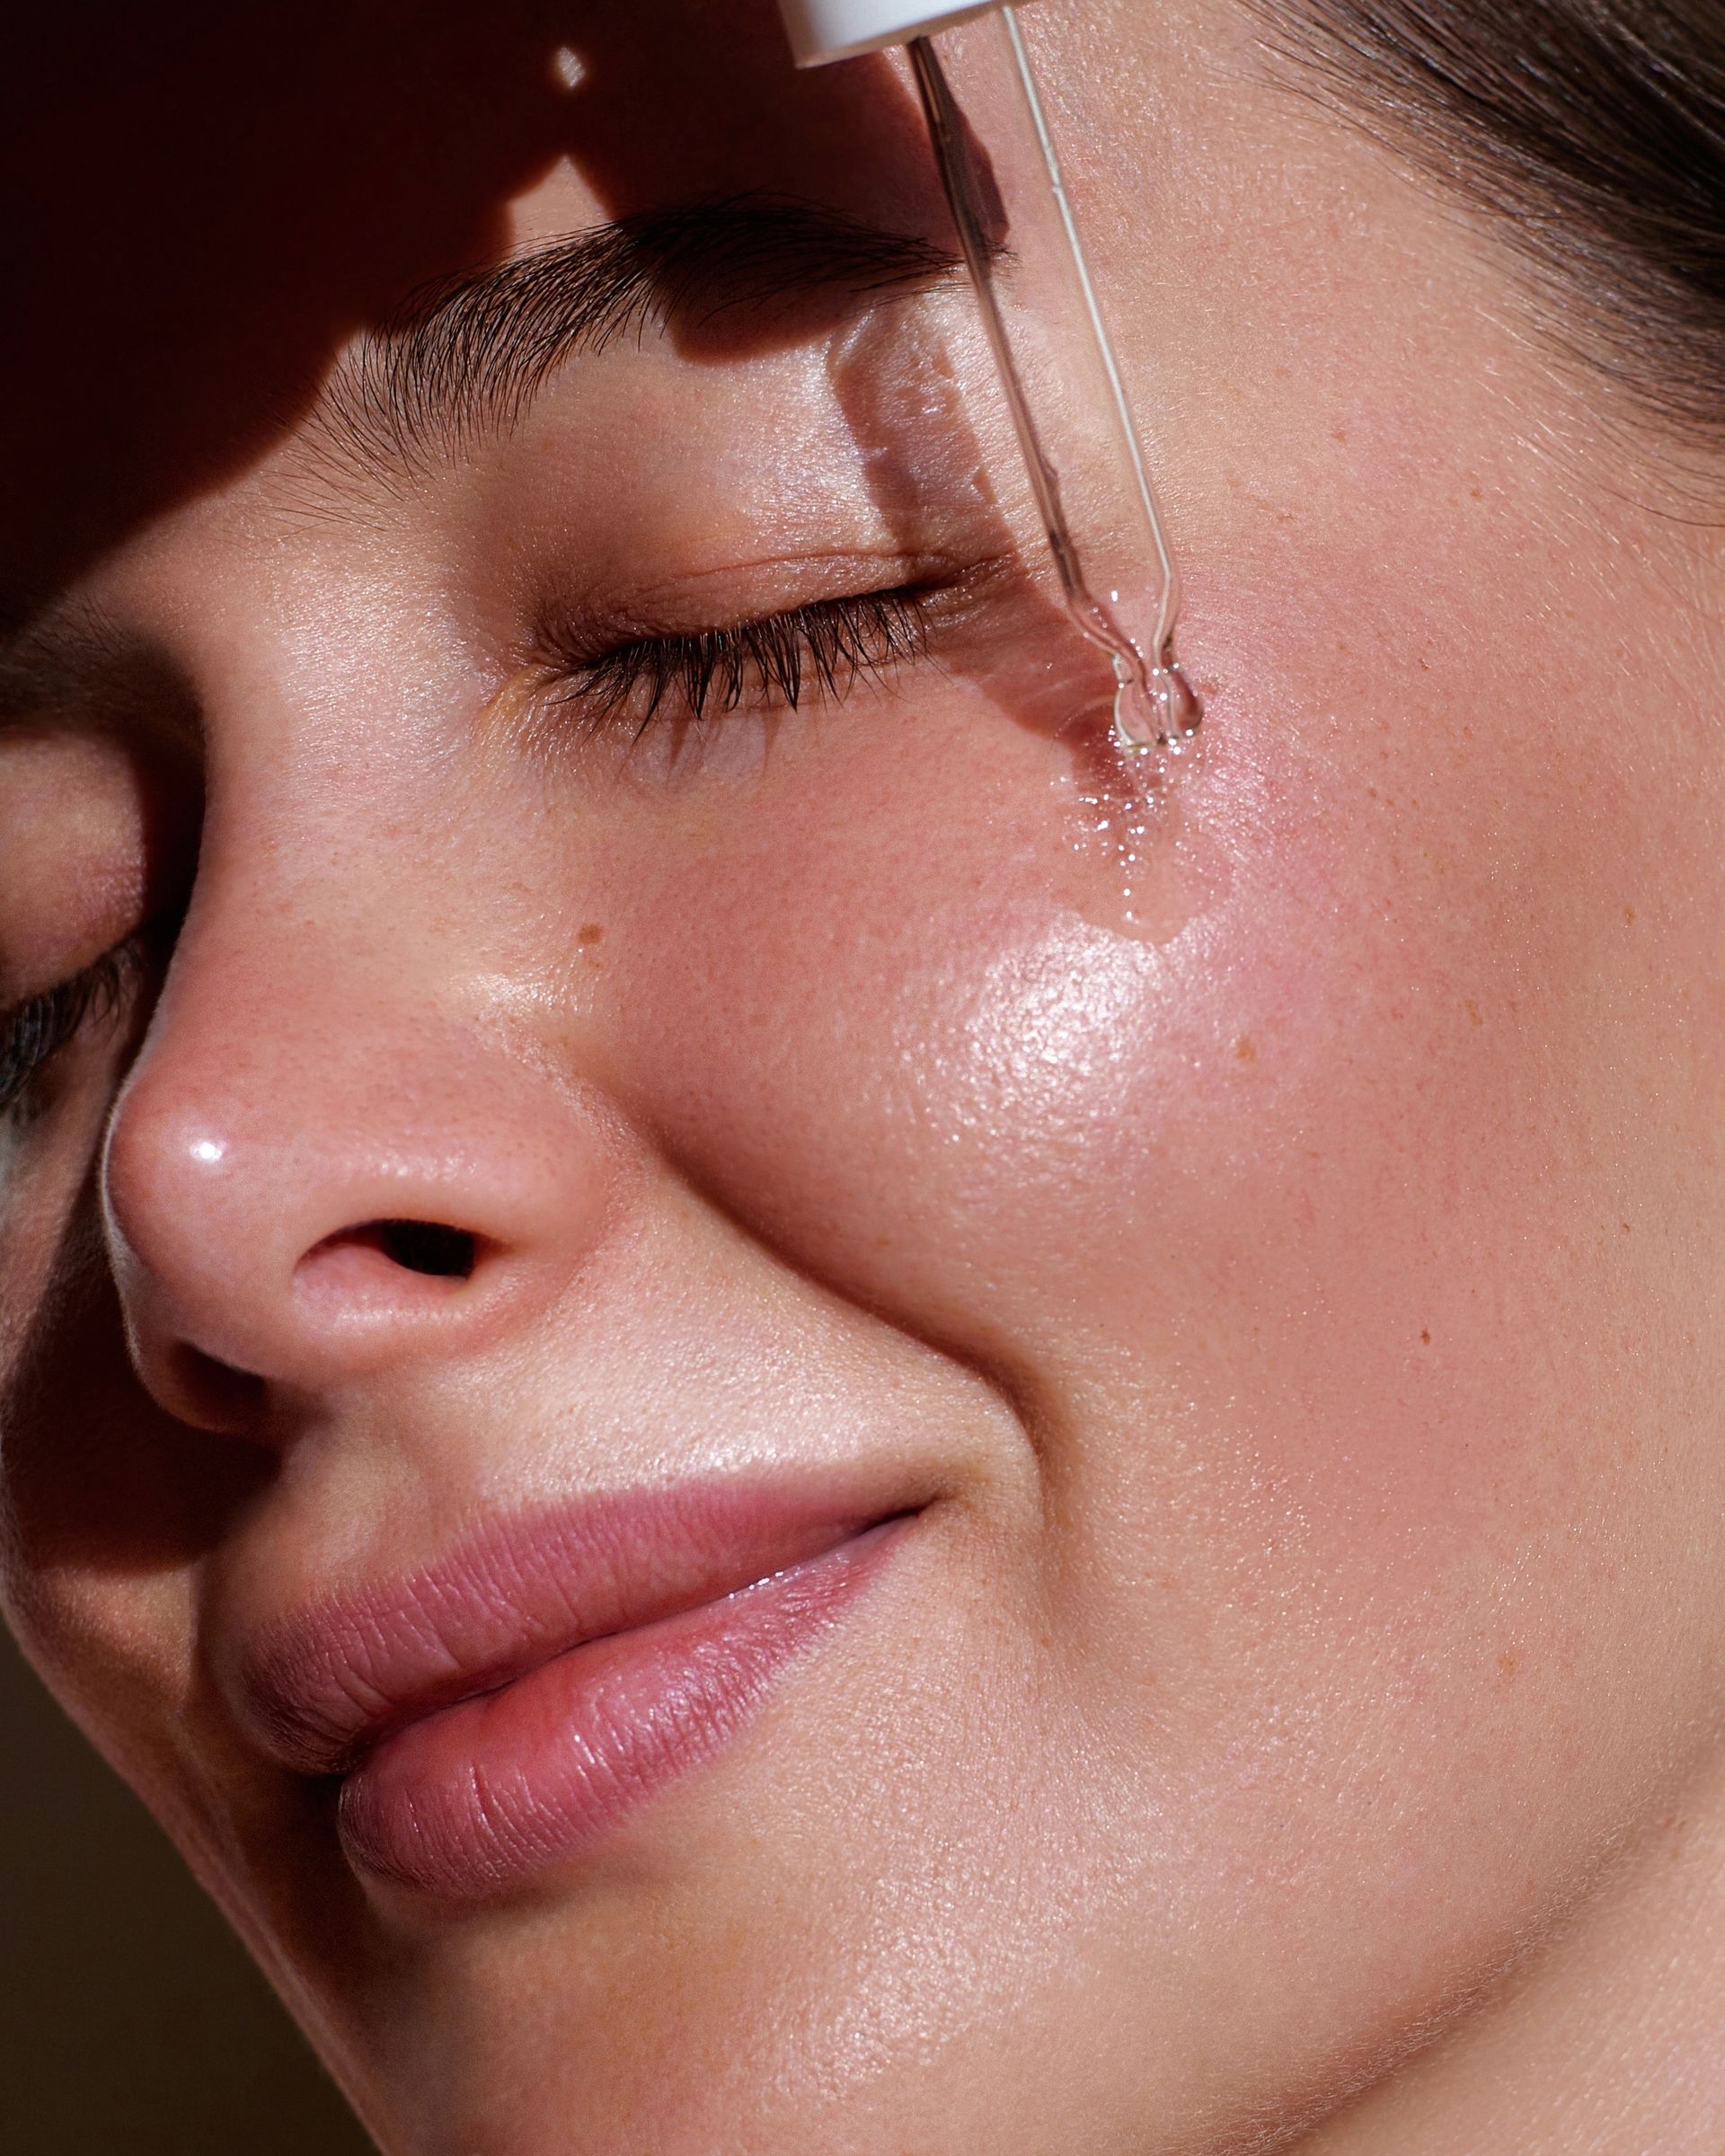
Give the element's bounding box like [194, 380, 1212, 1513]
[102, 976, 625, 1436]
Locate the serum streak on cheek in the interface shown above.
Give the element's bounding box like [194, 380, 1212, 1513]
[1048, 734, 1237, 949]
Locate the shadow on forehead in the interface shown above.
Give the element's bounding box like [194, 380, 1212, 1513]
[0, 0, 940, 629]
[321, 198, 960, 481]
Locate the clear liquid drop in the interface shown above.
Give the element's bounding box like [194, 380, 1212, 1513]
[1111, 655, 1202, 756]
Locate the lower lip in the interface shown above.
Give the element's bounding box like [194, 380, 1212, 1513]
[337, 1516, 907, 1900]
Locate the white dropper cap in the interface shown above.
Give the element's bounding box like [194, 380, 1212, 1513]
[777, 0, 1009, 66]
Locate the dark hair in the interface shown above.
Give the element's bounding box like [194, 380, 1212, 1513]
[1261, 0, 1725, 446]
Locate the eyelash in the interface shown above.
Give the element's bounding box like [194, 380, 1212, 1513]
[544, 588, 930, 734]
[0, 935, 150, 1120]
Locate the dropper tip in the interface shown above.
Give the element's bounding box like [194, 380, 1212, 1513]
[1110, 659, 1202, 757]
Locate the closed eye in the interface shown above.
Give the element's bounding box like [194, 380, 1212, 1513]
[0, 931, 155, 1119]
[539, 587, 931, 738]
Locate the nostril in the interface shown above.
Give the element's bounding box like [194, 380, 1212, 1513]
[294, 1217, 484, 1317]
[305, 1219, 479, 1280]
[370, 1220, 479, 1279]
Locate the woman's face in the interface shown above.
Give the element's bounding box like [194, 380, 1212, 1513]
[4, 0, 1724, 2148]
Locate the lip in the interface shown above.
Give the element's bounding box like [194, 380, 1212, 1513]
[227, 1480, 917, 1899]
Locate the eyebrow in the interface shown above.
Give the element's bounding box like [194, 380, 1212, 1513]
[320, 194, 962, 473]
[0, 204, 960, 692]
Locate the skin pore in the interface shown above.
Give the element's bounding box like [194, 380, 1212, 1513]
[4, 0, 1725, 2149]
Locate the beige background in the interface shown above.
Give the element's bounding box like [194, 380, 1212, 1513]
[1, 1629, 372, 2153]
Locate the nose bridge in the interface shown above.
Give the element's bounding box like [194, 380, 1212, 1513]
[102, 900, 620, 1422]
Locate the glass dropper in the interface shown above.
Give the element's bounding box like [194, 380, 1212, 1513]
[777, 0, 1199, 756]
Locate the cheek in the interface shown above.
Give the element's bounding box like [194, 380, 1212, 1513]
[594, 575, 1712, 1609]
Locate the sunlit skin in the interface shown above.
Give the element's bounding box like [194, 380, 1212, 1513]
[4, 0, 1725, 2149]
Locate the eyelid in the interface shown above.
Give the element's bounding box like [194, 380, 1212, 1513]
[561, 548, 968, 627]
[535, 582, 935, 734]
[0, 919, 168, 1119]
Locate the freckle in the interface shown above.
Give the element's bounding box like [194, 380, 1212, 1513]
[1623, 906, 1636, 925]
[1331, 424, 1349, 443]
[1621, 1220, 1632, 1234]
[1468, 484, 1483, 501]
[1420, 1329, 1431, 1346]
[1464, 1000, 1482, 1027]
[578, 923, 605, 947]
[1234, 1036, 1258, 1064]
[1497, 1649, 1519, 1680]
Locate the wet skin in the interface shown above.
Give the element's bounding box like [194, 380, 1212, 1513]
[4, 1, 1725, 2151]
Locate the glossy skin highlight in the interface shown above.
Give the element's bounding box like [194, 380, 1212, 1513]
[4, 1, 1725, 2152]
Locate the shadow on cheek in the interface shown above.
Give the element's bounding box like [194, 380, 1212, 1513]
[0, 1180, 271, 1602]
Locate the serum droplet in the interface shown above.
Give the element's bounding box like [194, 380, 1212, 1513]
[1111, 656, 1203, 756]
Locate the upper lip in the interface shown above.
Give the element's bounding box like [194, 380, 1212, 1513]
[221, 1478, 911, 1777]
